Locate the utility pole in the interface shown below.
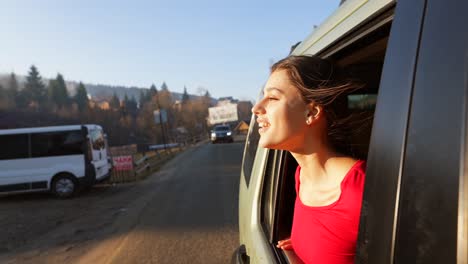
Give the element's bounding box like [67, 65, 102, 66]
[155, 96, 167, 150]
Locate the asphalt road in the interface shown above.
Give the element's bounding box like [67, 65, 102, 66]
[0, 141, 244, 264]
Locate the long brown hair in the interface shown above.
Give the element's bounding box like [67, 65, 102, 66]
[271, 55, 371, 158]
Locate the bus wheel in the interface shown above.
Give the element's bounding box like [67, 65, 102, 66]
[52, 174, 77, 198]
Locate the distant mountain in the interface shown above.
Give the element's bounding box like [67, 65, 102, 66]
[79, 83, 149, 101]
[0, 73, 218, 104]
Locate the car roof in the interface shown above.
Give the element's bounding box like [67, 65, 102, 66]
[292, 0, 393, 56]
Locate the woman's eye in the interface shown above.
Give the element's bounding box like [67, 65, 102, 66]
[268, 97, 278, 101]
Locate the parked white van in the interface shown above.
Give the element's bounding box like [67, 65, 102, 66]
[0, 124, 112, 198]
[235, 0, 467, 263]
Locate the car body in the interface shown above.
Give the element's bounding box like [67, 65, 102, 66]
[211, 125, 234, 143]
[235, 0, 468, 263]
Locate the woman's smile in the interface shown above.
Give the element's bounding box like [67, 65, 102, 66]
[257, 117, 271, 134]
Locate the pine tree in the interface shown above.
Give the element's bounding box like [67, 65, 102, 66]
[0, 84, 7, 109]
[51, 73, 69, 108]
[23, 65, 47, 109]
[120, 94, 130, 115]
[161, 82, 168, 91]
[128, 96, 138, 116]
[203, 90, 212, 107]
[138, 90, 146, 109]
[47, 79, 58, 108]
[145, 84, 158, 108]
[123, 94, 130, 108]
[158, 86, 172, 109]
[110, 92, 120, 110]
[74, 82, 89, 111]
[182, 86, 189, 104]
[7, 73, 19, 108]
[149, 84, 158, 97]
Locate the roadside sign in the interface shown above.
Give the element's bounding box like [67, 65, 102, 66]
[153, 109, 168, 124]
[112, 155, 133, 171]
[208, 103, 238, 125]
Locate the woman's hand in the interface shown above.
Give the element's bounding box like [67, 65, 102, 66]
[276, 238, 293, 250]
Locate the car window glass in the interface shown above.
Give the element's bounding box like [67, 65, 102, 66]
[214, 126, 229, 131]
[242, 90, 261, 187]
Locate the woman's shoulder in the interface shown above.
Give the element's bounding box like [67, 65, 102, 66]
[341, 159, 366, 188]
[336, 157, 364, 175]
[349, 159, 366, 174]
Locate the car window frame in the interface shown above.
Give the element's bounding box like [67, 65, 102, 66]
[355, 0, 427, 263]
[391, 0, 468, 262]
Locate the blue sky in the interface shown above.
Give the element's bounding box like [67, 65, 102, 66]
[0, 0, 337, 101]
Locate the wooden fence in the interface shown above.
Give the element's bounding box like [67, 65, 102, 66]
[107, 146, 183, 183]
[106, 133, 209, 184]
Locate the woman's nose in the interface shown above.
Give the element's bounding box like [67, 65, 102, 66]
[252, 101, 265, 115]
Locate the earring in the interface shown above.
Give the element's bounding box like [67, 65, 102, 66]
[306, 119, 311, 125]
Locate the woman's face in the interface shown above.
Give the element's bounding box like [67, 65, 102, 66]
[252, 69, 309, 150]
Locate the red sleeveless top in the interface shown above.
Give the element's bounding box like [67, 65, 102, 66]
[290, 160, 366, 264]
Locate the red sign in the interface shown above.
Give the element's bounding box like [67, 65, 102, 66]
[113, 155, 133, 171]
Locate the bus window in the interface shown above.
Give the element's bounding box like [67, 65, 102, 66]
[0, 134, 29, 160]
[31, 130, 84, 158]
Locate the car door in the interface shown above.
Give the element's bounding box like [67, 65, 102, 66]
[392, 0, 467, 262]
[354, 0, 427, 263]
[236, 105, 279, 263]
[357, 0, 468, 263]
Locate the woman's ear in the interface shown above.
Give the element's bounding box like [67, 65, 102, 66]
[305, 104, 323, 125]
[311, 105, 322, 119]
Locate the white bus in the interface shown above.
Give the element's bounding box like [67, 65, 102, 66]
[0, 124, 112, 198]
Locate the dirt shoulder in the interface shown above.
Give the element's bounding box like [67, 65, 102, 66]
[0, 145, 200, 264]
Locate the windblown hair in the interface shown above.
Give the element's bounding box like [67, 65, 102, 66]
[271, 55, 372, 158]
